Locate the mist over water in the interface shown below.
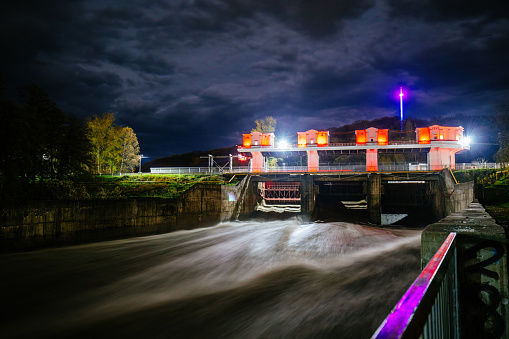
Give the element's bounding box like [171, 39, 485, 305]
[1, 220, 422, 339]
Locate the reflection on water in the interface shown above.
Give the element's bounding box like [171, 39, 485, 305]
[1, 220, 421, 338]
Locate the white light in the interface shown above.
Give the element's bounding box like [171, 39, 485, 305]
[278, 139, 289, 148]
[460, 136, 471, 146]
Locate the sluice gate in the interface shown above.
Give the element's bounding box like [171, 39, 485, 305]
[260, 182, 300, 202]
[234, 168, 472, 225]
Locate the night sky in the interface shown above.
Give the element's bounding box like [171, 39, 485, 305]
[2, 1, 509, 159]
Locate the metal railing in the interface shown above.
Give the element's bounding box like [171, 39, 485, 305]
[150, 163, 505, 175]
[454, 163, 503, 170]
[372, 232, 459, 339]
[150, 167, 224, 174]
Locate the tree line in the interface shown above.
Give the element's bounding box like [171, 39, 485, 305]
[0, 82, 140, 201]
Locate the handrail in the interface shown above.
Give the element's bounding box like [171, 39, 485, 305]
[372, 232, 458, 339]
[149, 163, 503, 175]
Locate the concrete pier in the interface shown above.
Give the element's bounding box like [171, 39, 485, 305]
[367, 173, 382, 224]
[300, 174, 315, 219]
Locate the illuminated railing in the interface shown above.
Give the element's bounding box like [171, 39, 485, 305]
[372, 232, 459, 339]
[150, 167, 224, 174]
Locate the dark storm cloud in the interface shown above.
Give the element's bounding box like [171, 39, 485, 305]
[1, 0, 508, 158]
[157, 0, 376, 38]
[387, 0, 509, 22]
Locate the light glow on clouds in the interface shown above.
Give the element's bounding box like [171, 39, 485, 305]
[1, 0, 508, 157]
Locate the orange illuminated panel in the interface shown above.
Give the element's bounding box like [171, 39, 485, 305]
[377, 129, 388, 145]
[440, 127, 461, 141]
[316, 131, 328, 146]
[428, 126, 463, 141]
[298, 132, 307, 148]
[242, 134, 252, 148]
[261, 133, 272, 146]
[356, 130, 367, 144]
[417, 127, 430, 144]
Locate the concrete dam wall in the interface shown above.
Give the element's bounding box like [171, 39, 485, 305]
[0, 183, 246, 251]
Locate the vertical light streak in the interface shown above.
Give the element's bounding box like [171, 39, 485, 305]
[399, 87, 404, 131]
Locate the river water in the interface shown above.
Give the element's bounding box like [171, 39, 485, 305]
[1, 220, 421, 339]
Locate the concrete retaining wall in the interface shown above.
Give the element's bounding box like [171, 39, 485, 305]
[431, 169, 474, 220]
[0, 183, 242, 251]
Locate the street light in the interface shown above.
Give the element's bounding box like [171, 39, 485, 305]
[138, 154, 148, 174]
[278, 139, 289, 149]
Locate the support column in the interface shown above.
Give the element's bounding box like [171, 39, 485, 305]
[367, 173, 382, 224]
[428, 147, 458, 170]
[449, 149, 458, 170]
[366, 149, 378, 172]
[307, 150, 319, 172]
[428, 147, 441, 170]
[251, 151, 264, 173]
[300, 174, 315, 219]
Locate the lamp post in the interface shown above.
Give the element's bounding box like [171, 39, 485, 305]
[138, 154, 147, 174]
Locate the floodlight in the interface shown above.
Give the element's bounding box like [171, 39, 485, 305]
[278, 139, 289, 149]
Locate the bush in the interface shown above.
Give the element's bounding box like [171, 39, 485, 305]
[44, 180, 90, 200]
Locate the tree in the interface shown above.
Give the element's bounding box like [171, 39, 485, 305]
[252, 116, 276, 133]
[252, 116, 278, 166]
[0, 84, 93, 200]
[119, 127, 140, 173]
[87, 113, 115, 174]
[403, 119, 414, 141]
[86, 113, 140, 174]
[495, 102, 509, 164]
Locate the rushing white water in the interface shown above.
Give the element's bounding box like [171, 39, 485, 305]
[1, 220, 422, 338]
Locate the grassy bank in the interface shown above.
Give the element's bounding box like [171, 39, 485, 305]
[453, 168, 504, 184]
[451, 168, 509, 240]
[482, 173, 509, 242]
[31, 174, 239, 200]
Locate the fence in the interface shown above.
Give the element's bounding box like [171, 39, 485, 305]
[150, 167, 224, 174]
[150, 163, 505, 175]
[455, 163, 503, 170]
[372, 232, 459, 339]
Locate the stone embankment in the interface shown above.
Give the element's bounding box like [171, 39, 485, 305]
[1, 183, 247, 251]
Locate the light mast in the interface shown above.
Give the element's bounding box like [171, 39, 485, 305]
[399, 87, 404, 131]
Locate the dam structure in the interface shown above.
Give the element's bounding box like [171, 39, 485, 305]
[238, 125, 470, 173]
[230, 169, 473, 226]
[230, 125, 472, 225]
